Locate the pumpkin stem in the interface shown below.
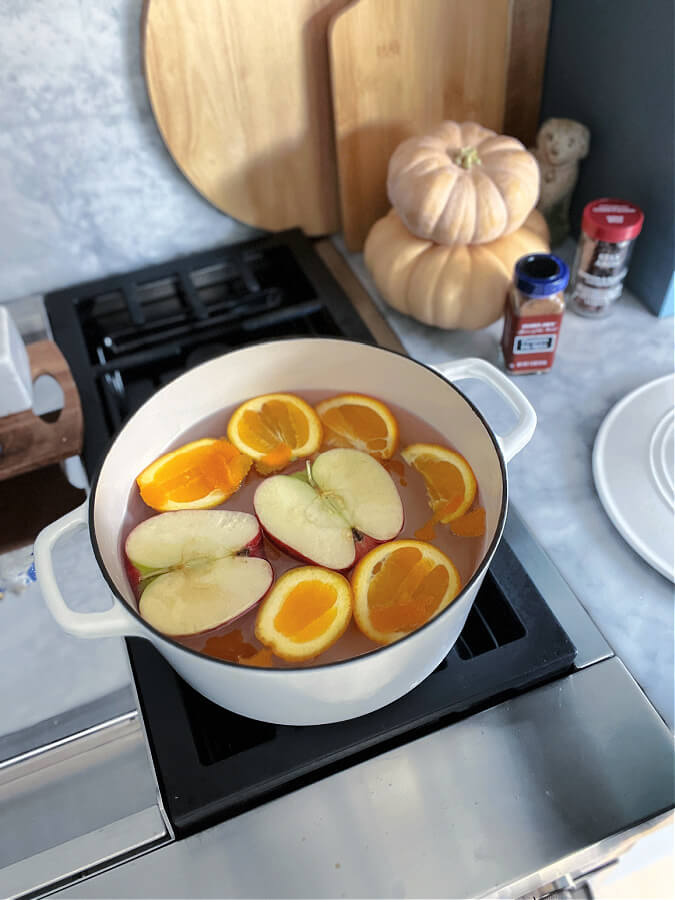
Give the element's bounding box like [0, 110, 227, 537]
[451, 146, 481, 169]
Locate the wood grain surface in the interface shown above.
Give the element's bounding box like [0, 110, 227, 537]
[503, 0, 552, 148]
[329, 0, 550, 250]
[0, 464, 86, 552]
[142, 0, 347, 235]
[0, 341, 83, 482]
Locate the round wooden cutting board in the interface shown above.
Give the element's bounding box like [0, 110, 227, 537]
[142, 0, 345, 235]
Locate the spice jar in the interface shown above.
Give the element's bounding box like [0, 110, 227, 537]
[501, 253, 569, 375]
[568, 198, 644, 317]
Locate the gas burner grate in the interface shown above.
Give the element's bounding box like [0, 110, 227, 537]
[93, 300, 339, 434]
[456, 575, 526, 659]
[178, 687, 277, 767]
[77, 245, 319, 366]
[45, 230, 374, 475]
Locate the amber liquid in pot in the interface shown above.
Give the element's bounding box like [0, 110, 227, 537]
[119, 390, 486, 667]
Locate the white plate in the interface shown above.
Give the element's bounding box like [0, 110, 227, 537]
[593, 373, 675, 582]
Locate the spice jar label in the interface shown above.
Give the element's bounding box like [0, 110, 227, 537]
[502, 311, 563, 373]
[571, 280, 623, 307]
[501, 253, 568, 375]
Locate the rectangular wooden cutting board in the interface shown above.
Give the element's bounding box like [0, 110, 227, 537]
[329, 0, 551, 250]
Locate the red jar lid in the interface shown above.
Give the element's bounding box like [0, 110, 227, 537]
[582, 198, 644, 242]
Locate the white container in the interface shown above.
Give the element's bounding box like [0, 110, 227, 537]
[35, 340, 536, 726]
[0, 305, 33, 417]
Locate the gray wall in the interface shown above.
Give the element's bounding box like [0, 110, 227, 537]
[0, 0, 256, 304]
[540, 0, 674, 316]
[3, 0, 673, 315]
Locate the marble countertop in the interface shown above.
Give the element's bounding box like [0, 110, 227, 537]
[341, 238, 674, 730]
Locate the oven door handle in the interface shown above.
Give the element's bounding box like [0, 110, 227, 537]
[434, 357, 537, 462]
[34, 501, 142, 639]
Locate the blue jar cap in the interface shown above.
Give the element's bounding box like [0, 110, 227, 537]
[514, 254, 569, 296]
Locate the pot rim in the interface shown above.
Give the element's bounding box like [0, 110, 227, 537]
[88, 337, 508, 674]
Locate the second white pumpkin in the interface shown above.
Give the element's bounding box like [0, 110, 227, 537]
[364, 208, 549, 331]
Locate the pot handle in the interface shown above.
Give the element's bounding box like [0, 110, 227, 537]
[434, 357, 536, 462]
[34, 501, 141, 639]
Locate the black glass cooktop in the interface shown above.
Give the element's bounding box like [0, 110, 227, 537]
[45, 229, 576, 837]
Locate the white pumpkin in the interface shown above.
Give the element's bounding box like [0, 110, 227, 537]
[364, 208, 550, 331]
[387, 121, 540, 246]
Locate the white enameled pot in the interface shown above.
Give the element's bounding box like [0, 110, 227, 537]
[35, 339, 535, 726]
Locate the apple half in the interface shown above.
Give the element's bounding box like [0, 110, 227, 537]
[125, 509, 273, 636]
[253, 448, 404, 571]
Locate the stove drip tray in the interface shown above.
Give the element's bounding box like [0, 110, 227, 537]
[127, 539, 575, 837]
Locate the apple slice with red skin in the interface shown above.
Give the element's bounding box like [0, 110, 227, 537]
[253, 448, 404, 571]
[125, 509, 273, 636]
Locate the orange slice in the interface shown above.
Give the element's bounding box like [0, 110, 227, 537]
[240, 648, 276, 668]
[227, 393, 323, 474]
[255, 566, 352, 662]
[315, 393, 399, 459]
[202, 628, 258, 664]
[449, 507, 486, 538]
[136, 438, 252, 512]
[352, 540, 461, 644]
[401, 443, 477, 537]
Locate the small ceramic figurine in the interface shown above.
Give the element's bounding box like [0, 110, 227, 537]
[532, 118, 590, 246]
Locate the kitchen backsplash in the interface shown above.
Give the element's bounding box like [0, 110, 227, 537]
[2, 0, 672, 317]
[0, 0, 258, 304]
